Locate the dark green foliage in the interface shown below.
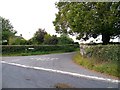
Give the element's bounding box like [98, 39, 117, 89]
[58, 34, 74, 45]
[44, 35, 58, 45]
[1, 17, 17, 45]
[32, 28, 47, 44]
[53, 2, 120, 44]
[73, 52, 119, 77]
[85, 45, 120, 63]
[2, 44, 79, 55]
[9, 36, 27, 45]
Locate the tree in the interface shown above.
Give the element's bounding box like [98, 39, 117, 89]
[44, 34, 52, 44]
[27, 38, 34, 45]
[9, 36, 27, 45]
[53, 2, 120, 44]
[50, 35, 59, 45]
[44, 34, 58, 45]
[1, 17, 17, 45]
[58, 34, 74, 45]
[32, 28, 47, 44]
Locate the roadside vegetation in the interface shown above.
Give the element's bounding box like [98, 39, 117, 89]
[1, 2, 120, 77]
[2, 45, 79, 56]
[1, 17, 79, 56]
[2, 51, 69, 56]
[53, 2, 120, 77]
[1, 17, 77, 46]
[73, 45, 120, 77]
[53, 2, 120, 45]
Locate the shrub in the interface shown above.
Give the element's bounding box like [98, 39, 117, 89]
[58, 34, 74, 45]
[84, 45, 120, 63]
[73, 52, 120, 77]
[44, 35, 58, 45]
[2, 44, 79, 55]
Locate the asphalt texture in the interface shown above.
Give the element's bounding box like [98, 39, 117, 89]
[2, 52, 119, 88]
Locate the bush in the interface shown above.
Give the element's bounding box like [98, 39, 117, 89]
[73, 52, 120, 77]
[58, 34, 74, 45]
[9, 37, 27, 45]
[84, 45, 120, 63]
[44, 35, 58, 45]
[2, 44, 79, 55]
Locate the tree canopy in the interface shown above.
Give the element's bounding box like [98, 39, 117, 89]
[32, 28, 47, 44]
[58, 34, 74, 45]
[53, 2, 120, 44]
[44, 34, 58, 45]
[1, 17, 17, 45]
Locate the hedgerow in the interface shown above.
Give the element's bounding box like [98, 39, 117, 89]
[2, 44, 79, 54]
[85, 45, 120, 63]
[74, 44, 120, 77]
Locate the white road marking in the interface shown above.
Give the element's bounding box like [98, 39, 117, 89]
[1, 61, 120, 83]
[30, 57, 58, 61]
[107, 87, 114, 88]
[5, 59, 20, 62]
[30, 58, 34, 60]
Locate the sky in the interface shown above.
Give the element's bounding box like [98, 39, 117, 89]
[0, 0, 119, 43]
[0, 0, 59, 40]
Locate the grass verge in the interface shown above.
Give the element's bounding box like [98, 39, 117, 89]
[73, 52, 119, 78]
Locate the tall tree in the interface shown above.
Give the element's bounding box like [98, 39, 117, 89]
[1, 17, 17, 45]
[44, 34, 58, 45]
[33, 28, 47, 44]
[58, 34, 74, 45]
[53, 2, 120, 44]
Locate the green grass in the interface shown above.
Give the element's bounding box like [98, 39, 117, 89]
[73, 52, 119, 77]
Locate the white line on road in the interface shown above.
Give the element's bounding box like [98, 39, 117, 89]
[1, 61, 120, 83]
[30, 57, 58, 61]
[11, 59, 20, 62]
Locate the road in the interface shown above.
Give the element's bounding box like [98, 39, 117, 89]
[2, 52, 120, 88]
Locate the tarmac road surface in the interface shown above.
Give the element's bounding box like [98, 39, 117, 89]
[2, 52, 120, 88]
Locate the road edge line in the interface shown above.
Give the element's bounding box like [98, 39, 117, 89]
[1, 61, 120, 84]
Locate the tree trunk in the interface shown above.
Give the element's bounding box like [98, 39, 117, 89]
[102, 33, 110, 45]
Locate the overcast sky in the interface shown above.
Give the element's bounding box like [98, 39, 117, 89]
[0, 0, 119, 43]
[0, 0, 59, 40]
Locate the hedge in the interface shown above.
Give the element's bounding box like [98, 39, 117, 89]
[2, 44, 79, 54]
[84, 45, 120, 63]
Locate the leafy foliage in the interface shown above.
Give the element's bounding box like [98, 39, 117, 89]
[53, 2, 120, 44]
[32, 28, 47, 44]
[44, 34, 58, 45]
[2, 45, 79, 54]
[1, 17, 17, 45]
[85, 45, 120, 63]
[9, 36, 27, 45]
[29, 29, 74, 45]
[73, 52, 119, 77]
[58, 34, 74, 45]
